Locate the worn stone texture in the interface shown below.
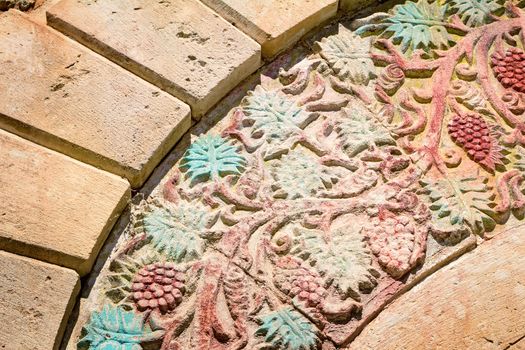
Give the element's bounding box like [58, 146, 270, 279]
[199, 0, 338, 57]
[0, 11, 191, 187]
[349, 226, 525, 350]
[339, 0, 377, 11]
[47, 0, 261, 117]
[0, 250, 80, 350]
[0, 129, 130, 276]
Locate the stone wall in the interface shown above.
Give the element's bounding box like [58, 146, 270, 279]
[2, 0, 525, 349]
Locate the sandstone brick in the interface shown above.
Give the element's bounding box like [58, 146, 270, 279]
[0, 129, 130, 275]
[0, 11, 191, 187]
[47, 0, 261, 117]
[349, 226, 525, 350]
[199, 0, 338, 57]
[0, 250, 80, 350]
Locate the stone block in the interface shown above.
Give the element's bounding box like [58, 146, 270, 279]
[199, 0, 338, 57]
[0, 250, 80, 350]
[0, 129, 130, 275]
[47, 0, 261, 117]
[0, 11, 191, 187]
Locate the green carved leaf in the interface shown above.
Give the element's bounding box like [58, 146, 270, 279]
[419, 174, 496, 237]
[255, 307, 320, 350]
[78, 305, 164, 350]
[242, 86, 317, 159]
[144, 203, 212, 262]
[450, 0, 501, 27]
[336, 104, 396, 158]
[318, 24, 376, 85]
[357, 0, 450, 53]
[270, 149, 337, 199]
[290, 226, 377, 300]
[181, 134, 245, 182]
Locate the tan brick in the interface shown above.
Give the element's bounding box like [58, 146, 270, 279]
[46, 0, 261, 117]
[349, 226, 525, 350]
[0, 250, 80, 350]
[0, 129, 130, 276]
[0, 11, 191, 187]
[200, 0, 338, 57]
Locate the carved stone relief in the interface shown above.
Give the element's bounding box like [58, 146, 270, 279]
[78, 1, 525, 349]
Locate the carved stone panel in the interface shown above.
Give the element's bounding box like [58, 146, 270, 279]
[76, 1, 525, 349]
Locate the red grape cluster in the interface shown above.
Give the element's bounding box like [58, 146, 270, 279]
[131, 262, 185, 313]
[492, 47, 525, 93]
[274, 256, 327, 308]
[363, 215, 418, 279]
[448, 113, 493, 164]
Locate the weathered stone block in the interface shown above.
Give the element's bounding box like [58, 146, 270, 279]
[0, 11, 191, 187]
[47, 0, 261, 117]
[349, 225, 525, 349]
[0, 129, 130, 275]
[0, 250, 80, 350]
[199, 0, 338, 57]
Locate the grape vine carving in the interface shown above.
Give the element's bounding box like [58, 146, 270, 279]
[79, 1, 525, 349]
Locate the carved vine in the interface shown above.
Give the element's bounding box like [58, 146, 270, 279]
[79, 1, 525, 349]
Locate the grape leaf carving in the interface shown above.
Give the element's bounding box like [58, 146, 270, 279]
[241, 86, 318, 159]
[255, 307, 320, 350]
[357, 0, 450, 52]
[181, 134, 245, 182]
[78, 305, 164, 350]
[419, 175, 496, 239]
[335, 105, 396, 158]
[270, 149, 337, 199]
[290, 226, 378, 300]
[143, 203, 214, 262]
[450, 0, 501, 27]
[318, 24, 376, 85]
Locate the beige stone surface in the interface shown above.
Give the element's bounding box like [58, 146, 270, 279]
[0, 11, 191, 187]
[349, 227, 525, 350]
[0, 129, 130, 276]
[340, 0, 377, 11]
[0, 250, 80, 350]
[47, 0, 261, 117]
[200, 0, 338, 57]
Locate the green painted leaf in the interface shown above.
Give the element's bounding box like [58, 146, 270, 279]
[336, 104, 396, 158]
[78, 305, 164, 350]
[290, 226, 377, 299]
[318, 24, 376, 85]
[144, 203, 211, 262]
[181, 134, 245, 182]
[419, 174, 496, 237]
[450, 0, 501, 27]
[358, 0, 450, 53]
[255, 307, 320, 350]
